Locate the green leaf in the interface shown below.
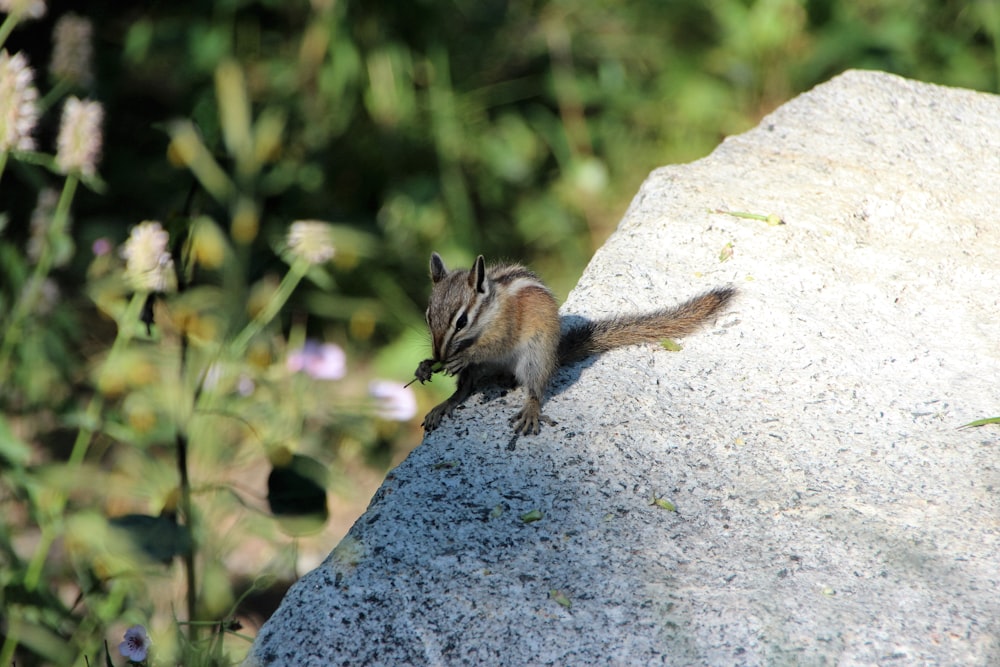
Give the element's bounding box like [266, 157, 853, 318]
[0, 415, 32, 466]
[660, 339, 683, 352]
[960, 416, 1000, 429]
[549, 589, 572, 609]
[5, 615, 76, 665]
[520, 509, 543, 523]
[650, 495, 676, 511]
[109, 513, 192, 564]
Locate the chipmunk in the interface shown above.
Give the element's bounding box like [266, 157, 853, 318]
[413, 252, 736, 435]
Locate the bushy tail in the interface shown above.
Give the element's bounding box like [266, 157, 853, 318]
[557, 286, 736, 365]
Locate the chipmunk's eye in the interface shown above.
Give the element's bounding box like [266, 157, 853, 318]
[455, 312, 468, 331]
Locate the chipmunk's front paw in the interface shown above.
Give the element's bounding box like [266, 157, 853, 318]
[421, 402, 451, 432]
[414, 359, 437, 383]
[406, 359, 442, 388]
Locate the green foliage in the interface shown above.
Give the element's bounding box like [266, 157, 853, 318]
[0, 0, 996, 664]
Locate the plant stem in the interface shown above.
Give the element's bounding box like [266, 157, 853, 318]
[67, 392, 106, 468]
[37, 78, 73, 113]
[228, 256, 310, 358]
[0, 620, 18, 666]
[22, 292, 144, 595]
[23, 526, 56, 591]
[177, 430, 197, 639]
[176, 294, 199, 641]
[0, 14, 17, 50]
[0, 174, 79, 383]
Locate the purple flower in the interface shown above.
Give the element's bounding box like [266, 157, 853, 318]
[237, 374, 255, 396]
[286, 340, 346, 380]
[92, 237, 112, 256]
[369, 380, 417, 421]
[118, 624, 151, 662]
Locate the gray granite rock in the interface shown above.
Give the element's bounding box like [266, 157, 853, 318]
[243, 70, 1000, 666]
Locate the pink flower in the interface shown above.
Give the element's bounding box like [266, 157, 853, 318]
[118, 624, 151, 662]
[286, 220, 335, 265]
[50, 13, 94, 87]
[369, 380, 417, 421]
[0, 49, 40, 152]
[0, 0, 46, 20]
[286, 340, 346, 380]
[56, 96, 103, 176]
[120, 220, 176, 292]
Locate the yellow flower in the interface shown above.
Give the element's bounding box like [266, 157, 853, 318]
[189, 217, 227, 269]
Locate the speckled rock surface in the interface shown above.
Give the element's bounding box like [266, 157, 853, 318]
[244, 70, 1000, 666]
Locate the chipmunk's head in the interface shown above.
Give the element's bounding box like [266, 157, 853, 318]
[425, 252, 493, 369]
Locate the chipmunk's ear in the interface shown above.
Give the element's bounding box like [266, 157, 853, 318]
[469, 255, 488, 293]
[430, 252, 447, 283]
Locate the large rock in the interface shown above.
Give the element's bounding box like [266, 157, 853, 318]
[244, 70, 1000, 666]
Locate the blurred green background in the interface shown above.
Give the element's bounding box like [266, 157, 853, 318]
[1, 0, 997, 664]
